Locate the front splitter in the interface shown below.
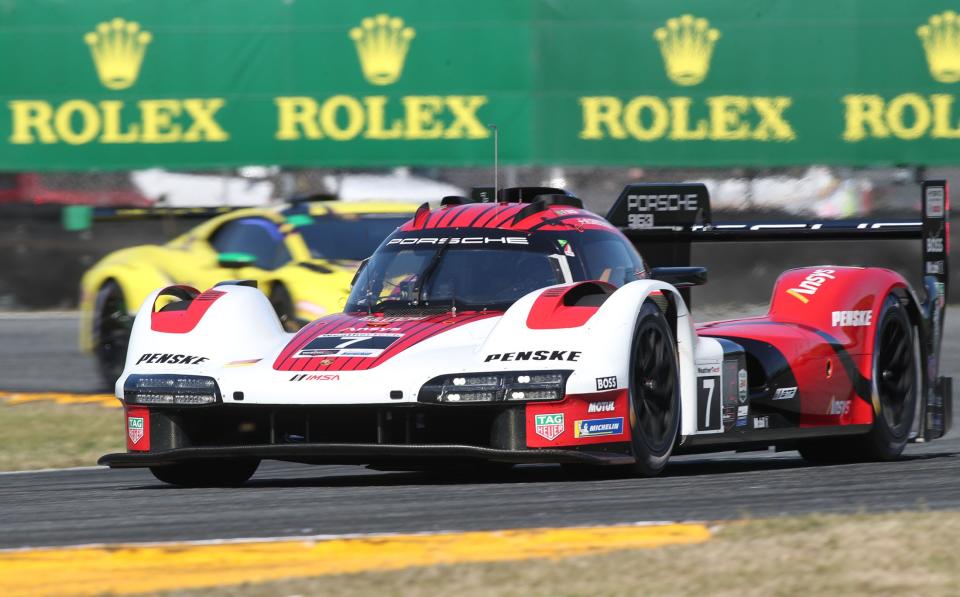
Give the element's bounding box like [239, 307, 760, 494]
[99, 442, 635, 468]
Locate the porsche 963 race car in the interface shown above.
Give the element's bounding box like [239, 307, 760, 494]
[99, 182, 952, 486]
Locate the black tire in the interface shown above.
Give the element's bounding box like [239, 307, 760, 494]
[149, 459, 260, 487]
[799, 294, 918, 463]
[93, 280, 132, 389]
[626, 301, 681, 476]
[269, 283, 300, 332]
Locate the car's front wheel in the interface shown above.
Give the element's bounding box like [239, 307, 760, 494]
[149, 459, 260, 487]
[627, 301, 681, 476]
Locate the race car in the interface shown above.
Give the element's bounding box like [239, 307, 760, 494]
[98, 183, 952, 486]
[80, 200, 418, 386]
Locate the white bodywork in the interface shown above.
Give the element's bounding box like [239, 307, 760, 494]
[119, 281, 725, 438]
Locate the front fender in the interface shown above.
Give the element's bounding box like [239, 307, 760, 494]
[481, 280, 700, 436]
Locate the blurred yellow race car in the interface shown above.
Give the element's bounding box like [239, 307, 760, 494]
[80, 200, 419, 386]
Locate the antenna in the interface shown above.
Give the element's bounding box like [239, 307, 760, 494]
[488, 124, 499, 199]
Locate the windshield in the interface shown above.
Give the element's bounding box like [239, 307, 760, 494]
[345, 229, 646, 313]
[297, 215, 411, 261]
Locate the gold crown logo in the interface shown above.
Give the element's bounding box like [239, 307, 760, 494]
[918, 11, 960, 83]
[653, 14, 720, 87]
[84, 18, 152, 90]
[349, 14, 415, 86]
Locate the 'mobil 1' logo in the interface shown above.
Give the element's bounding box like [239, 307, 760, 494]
[843, 10, 960, 142]
[579, 13, 794, 143]
[274, 13, 489, 142]
[8, 17, 229, 146]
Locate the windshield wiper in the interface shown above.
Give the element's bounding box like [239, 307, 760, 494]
[412, 242, 452, 306]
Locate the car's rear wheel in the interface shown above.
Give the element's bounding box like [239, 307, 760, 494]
[94, 280, 132, 389]
[798, 293, 918, 463]
[149, 459, 260, 487]
[270, 283, 300, 332]
[627, 301, 681, 476]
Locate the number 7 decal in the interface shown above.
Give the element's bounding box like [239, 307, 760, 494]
[697, 375, 722, 432]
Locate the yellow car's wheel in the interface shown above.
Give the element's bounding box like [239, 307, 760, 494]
[93, 280, 132, 389]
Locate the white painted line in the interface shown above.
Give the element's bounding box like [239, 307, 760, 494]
[0, 465, 105, 476]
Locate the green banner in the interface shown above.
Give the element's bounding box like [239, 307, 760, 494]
[2, 1, 960, 170]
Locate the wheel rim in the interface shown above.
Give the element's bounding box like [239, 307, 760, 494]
[631, 320, 678, 453]
[875, 310, 914, 432]
[98, 289, 131, 380]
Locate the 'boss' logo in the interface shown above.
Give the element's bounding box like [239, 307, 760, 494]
[595, 376, 617, 390]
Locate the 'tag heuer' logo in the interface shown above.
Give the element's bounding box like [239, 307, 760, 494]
[654, 14, 720, 87]
[350, 14, 415, 86]
[127, 416, 145, 444]
[84, 18, 152, 90]
[534, 413, 564, 441]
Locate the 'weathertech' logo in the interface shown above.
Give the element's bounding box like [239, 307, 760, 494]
[85, 18, 152, 90]
[350, 14, 415, 86]
[654, 14, 720, 87]
[785, 269, 836, 304]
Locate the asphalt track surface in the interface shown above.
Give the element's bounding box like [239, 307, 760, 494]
[0, 310, 958, 550]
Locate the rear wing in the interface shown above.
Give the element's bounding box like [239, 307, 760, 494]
[606, 181, 951, 441]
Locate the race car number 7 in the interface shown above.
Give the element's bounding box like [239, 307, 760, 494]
[697, 376, 722, 432]
[335, 336, 372, 349]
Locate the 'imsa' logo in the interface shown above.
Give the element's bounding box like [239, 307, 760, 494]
[127, 416, 144, 444]
[534, 413, 564, 441]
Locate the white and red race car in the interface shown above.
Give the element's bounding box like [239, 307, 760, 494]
[100, 183, 952, 486]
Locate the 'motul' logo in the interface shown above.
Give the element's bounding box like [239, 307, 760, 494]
[84, 18, 152, 90]
[653, 14, 720, 87]
[350, 14, 416, 86]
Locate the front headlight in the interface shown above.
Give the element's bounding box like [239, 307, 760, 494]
[418, 370, 570, 404]
[124, 374, 221, 406]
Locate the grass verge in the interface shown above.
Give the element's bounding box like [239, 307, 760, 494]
[0, 401, 121, 470]
[165, 511, 960, 597]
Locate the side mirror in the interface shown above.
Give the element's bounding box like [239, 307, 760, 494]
[649, 266, 708, 288]
[218, 252, 256, 269]
[351, 257, 370, 287]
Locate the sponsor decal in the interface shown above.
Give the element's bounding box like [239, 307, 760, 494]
[926, 260, 945, 275]
[127, 416, 145, 444]
[587, 400, 616, 413]
[753, 416, 769, 429]
[828, 397, 851, 415]
[738, 369, 748, 404]
[773, 386, 798, 400]
[927, 236, 945, 253]
[785, 268, 836, 304]
[136, 353, 209, 365]
[319, 359, 334, 366]
[558, 239, 576, 257]
[289, 373, 341, 382]
[697, 364, 721, 376]
[627, 193, 699, 212]
[595, 376, 617, 391]
[534, 413, 565, 441]
[295, 334, 401, 358]
[736, 405, 749, 427]
[831, 310, 872, 327]
[925, 186, 945, 217]
[358, 315, 426, 322]
[574, 417, 624, 438]
[484, 350, 581, 362]
[387, 236, 529, 246]
[343, 326, 403, 332]
[627, 213, 654, 229]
